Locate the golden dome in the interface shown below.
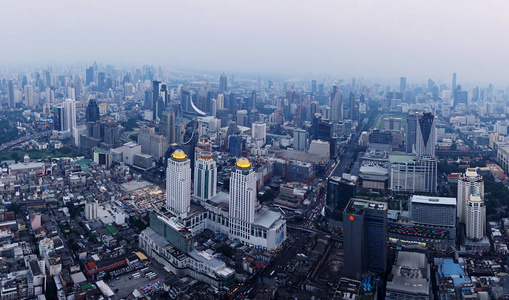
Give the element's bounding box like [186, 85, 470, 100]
[172, 149, 187, 160]
[236, 157, 251, 168]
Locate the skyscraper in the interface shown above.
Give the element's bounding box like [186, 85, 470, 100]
[194, 152, 217, 201]
[219, 73, 228, 93]
[330, 82, 343, 123]
[86, 67, 94, 86]
[452, 72, 457, 92]
[416, 113, 436, 157]
[293, 129, 307, 151]
[86, 99, 100, 123]
[457, 169, 484, 224]
[311, 79, 317, 94]
[98, 72, 106, 92]
[152, 80, 161, 120]
[349, 91, 355, 120]
[8, 80, 15, 108]
[343, 198, 388, 280]
[400, 77, 407, 93]
[166, 150, 191, 219]
[466, 194, 486, 240]
[229, 157, 257, 241]
[405, 110, 421, 153]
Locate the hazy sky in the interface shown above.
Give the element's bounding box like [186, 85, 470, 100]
[1, 0, 509, 85]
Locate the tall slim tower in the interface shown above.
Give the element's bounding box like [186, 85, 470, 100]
[405, 110, 421, 153]
[452, 73, 457, 92]
[229, 157, 257, 241]
[194, 152, 217, 201]
[457, 169, 484, 224]
[400, 77, 407, 93]
[8, 80, 15, 108]
[166, 150, 192, 219]
[330, 82, 343, 123]
[86, 67, 94, 86]
[415, 113, 436, 157]
[466, 194, 486, 240]
[311, 79, 317, 94]
[349, 92, 355, 120]
[219, 73, 228, 93]
[152, 80, 161, 121]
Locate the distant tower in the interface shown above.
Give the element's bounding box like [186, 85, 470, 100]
[229, 157, 257, 241]
[219, 73, 228, 93]
[466, 194, 486, 240]
[152, 80, 161, 121]
[349, 92, 355, 120]
[331, 82, 343, 123]
[400, 77, 407, 93]
[193, 152, 217, 201]
[8, 80, 15, 108]
[415, 113, 436, 157]
[98, 72, 106, 92]
[457, 169, 484, 224]
[166, 150, 192, 219]
[86, 67, 94, 86]
[293, 129, 308, 151]
[311, 79, 317, 94]
[86, 99, 100, 123]
[405, 110, 421, 153]
[452, 73, 457, 91]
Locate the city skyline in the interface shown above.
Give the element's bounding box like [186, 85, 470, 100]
[2, 1, 509, 85]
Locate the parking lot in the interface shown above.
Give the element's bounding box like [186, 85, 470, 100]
[108, 262, 168, 299]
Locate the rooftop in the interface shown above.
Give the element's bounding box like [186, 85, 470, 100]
[345, 198, 387, 215]
[411, 195, 457, 206]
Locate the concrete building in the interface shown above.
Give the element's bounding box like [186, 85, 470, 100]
[466, 194, 486, 240]
[410, 195, 456, 227]
[122, 142, 141, 166]
[251, 121, 267, 145]
[293, 129, 307, 151]
[457, 169, 484, 224]
[193, 152, 217, 201]
[166, 150, 192, 219]
[389, 154, 437, 193]
[85, 200, 98, 220]
[343, 198, 388, 280]
[386, 251, 430, 300]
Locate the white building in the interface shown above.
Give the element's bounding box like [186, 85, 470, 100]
[251, 121, 267, 145]
[166, 150, 191, 219]
[229, 157, 258, 241]
[194, 152, 217, 201]
[389, 155, 437, 193]
[85, 200, 98, 220]
[457, 169, 484, 224]
[122, 142, 141, 166]
[466, 194, 486, 240]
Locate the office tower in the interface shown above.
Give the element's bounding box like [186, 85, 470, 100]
[86, 99, 100, 122]
[103, 120, 120, 148]
[452, 73, 457, 91]
[85, 200, 98, 220]
[400, 77, 407, 93]
[193, 152, 217, 201]
[144, 90, 152, 109]
[410, 195, 456, 227]
[86, 67, 94, 85]
[166, 150, 192, 219]
[161, 111, 176, 143]
[343, 198, 388, 280]
[326, 176, 356, 220]
[293, 129, 307, 151]
[405, 110, 421, 153]
[8, 80, 15, 108]
[318, 83, 324, 95]
[330, 82, 343, 122]
[228, 92, 236, 113]
[152, 80, 161, 120]
[311, 79, 317, 93]
[457, 169, 484, 224]
[349, 92, 355, 120]
[45, 70, 51, 87]
[64, 99, 77, 134]
[251, 121, 267, 145]
[98, 72, 105, 92]
[416, 113, 435, 157]
[466, 194, 486, 240]
[219, 73, 228, 93]
[24, 85, 34, 107]
[139, 125, 155, 154]
[229, 157, 257, 240]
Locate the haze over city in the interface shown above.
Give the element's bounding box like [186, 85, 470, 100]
[2, 0, 509, 84]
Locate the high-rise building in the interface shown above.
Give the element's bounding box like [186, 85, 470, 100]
[293, 129, 307, 151]
[410, 195, 456, 227]
[85, 200, 98, 220]
[326, 176, 356, 220]
[8, 80, 15, 108]
[219, 73, 228, 93]
[349, 91, 355, 120]
[389, 154, 437, 194]
[193, 152, 217, 201]
[24, 85, 35, 107]
[466, 194, 486, 240]
[452, 73, 457, 92]
[152, 80, 161, 120]
[400, 77, 407, 93]
[229, 157, 258, 241]
[311, 79, 317, 94]
[86, 67, 94, 86]
[86, 99, 100, 123]
[64, 99, 76, 134]
[457, 169, 484, 224]
[330, 82, 343, 123]
[343, 198, 388, 280]
[166, 150, 192, 219]
[251, 121, 267, 145]
[416, 113, 436, 157]
[98, 72, 106, 92]
[406, 110, 422, 153]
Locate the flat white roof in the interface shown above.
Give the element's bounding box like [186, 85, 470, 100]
[411, 195, 456, 206]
